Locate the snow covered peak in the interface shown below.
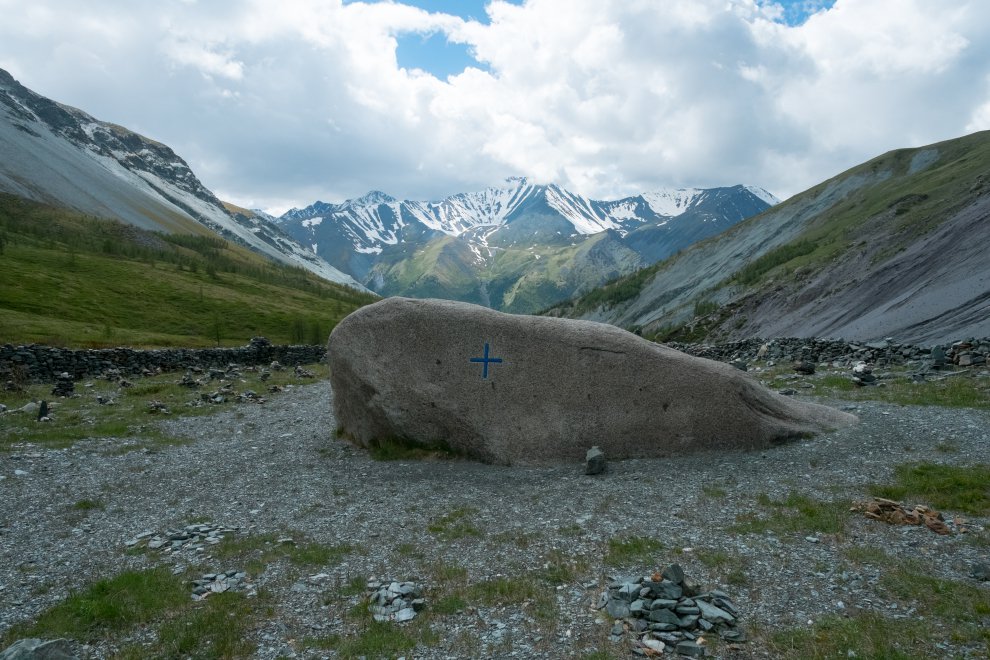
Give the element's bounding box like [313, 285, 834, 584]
[344, 190, 397, 208]
[743, 185, 780, 206]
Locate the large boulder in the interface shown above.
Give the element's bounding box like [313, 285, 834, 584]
[327, 298, 856, 466]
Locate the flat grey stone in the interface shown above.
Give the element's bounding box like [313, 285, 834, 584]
[327, 298, 856, 466]
[675, 640, 706, 657]
[605, 599, 631, 619]
[696, 599, 735, 624]
[394, 607, 417, 622]
[662, 564, 685, 585]
[0, 639, 76, 660]
[647, 608, 680, 625]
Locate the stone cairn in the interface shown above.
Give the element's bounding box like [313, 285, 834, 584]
[597, 564, 744, 657]
[191, 570, 256, 601]
[125, 522, 239, 556]
[50, 372, 74, 397]
[366, 580, 426, 623]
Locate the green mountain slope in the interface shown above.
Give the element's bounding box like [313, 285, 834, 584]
[0, 194, 377, 348]
[367, 229, 643, 313]
[550, 131, 990, 345]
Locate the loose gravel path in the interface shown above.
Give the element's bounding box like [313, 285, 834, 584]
[1, 381, 988, 658]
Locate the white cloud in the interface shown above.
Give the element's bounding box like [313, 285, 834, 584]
[0, 0, 988, 212]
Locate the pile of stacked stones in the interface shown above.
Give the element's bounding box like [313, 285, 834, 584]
[668, 337, 990, 370]
[366, 580, 426, 623]
[50, 372, 74, 397]
[0, 339, 325, 383]
[125, 523, 239, 556]
[598, 564, 743, 657]
[190, 570, 256, 601]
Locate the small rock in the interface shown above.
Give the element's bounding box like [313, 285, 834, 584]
[675, 640, 705, 657]
[394, 608, 416, 622]
[0, 638, 77, 659]
[585, 446, 606, 475]
[662, 564, 685, 585]
[642, 638, 665, 653]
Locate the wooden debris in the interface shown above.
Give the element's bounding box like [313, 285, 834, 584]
[852, 497, 951, 535]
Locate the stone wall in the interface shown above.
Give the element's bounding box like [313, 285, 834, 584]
[668, 337, 990, 368]
[0, 338, 326, 383]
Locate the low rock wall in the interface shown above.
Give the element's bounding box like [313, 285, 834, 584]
[0, 341, 326, 383]
[668, 337, 990, 368]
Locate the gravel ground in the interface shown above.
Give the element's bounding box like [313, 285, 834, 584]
[1, 380, 988, 658]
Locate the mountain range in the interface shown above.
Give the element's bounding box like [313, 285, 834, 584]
[275, 179, 777, 312]
[550, 130, 990, 345]
[0, 68, 362, 290]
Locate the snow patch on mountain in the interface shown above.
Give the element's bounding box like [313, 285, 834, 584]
[640, 188, 704, 217]
[743, 185, 781, 206]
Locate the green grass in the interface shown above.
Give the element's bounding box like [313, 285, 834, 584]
[72, 498, 104, 511]
[732, 240, 818, 286]
[768, 612, 926, 659]
[0, 193, 375, 348]
[604, 536, 665, 567]
[768, 559, 990, 657]
[427, 507, 482, 540]
[307, 620, 427, 658]
[534, 551, 589, 586]
[0, 362, 326, 451]
[760, 366, 990, 410]
[288, 541, 353, 566]
[870, 462, 990, 515]
[695, 548, 750, 587]
[732, 491, 849, 536]
[211, 532, 352, 575]
[365, 435, 465, 461]
[1, 568, 187, 645]
[701, 484, 728, 498]
[151, 591, 260, 659]
[467, 576, 558, 620]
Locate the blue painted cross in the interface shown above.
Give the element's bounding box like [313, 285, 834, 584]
[469, 342, 503, 379]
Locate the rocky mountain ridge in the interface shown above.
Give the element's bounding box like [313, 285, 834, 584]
[278, 178, 776, 312]
[0, 68, 362, 289]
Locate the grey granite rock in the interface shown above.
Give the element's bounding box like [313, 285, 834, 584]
[328, 298, 856, 466]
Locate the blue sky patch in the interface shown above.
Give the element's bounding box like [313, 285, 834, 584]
[357, 0, 523, 79]
[395, 30, 482, 79]
[772, 0, 837, 25]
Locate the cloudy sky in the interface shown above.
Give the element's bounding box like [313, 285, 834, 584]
[1, 0, 988, 214]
